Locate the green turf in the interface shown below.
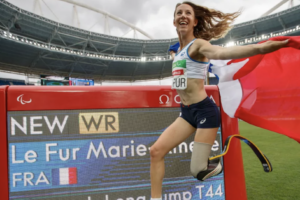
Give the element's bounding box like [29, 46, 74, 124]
[238, 121, 300, 200]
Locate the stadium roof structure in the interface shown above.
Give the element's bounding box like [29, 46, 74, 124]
[0, 0, 300, 81]
[211, 3, 300, 46]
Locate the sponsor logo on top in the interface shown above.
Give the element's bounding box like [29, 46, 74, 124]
[172, 60, 186, 69]
[172, 69, 184, 76]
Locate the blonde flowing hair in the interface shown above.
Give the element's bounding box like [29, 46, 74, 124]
[175, 2, 241, 41]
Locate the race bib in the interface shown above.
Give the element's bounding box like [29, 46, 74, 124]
[172, 60, 187, 90]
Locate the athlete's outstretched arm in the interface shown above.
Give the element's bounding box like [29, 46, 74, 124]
[195, 38, 289, 60]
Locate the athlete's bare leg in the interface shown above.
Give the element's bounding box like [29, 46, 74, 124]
[150, 117, 196, 198]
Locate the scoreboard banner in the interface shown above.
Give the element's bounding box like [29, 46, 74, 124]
[8, 108, 223, 199]
[1, 85, 247, 200]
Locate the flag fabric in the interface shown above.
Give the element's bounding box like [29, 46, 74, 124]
[210, 36, 300, 143]
[52, 167, 77, 185]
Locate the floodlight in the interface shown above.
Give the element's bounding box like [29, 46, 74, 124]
[225, 41, 235, 47]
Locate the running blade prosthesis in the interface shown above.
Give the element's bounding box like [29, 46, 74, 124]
[197, 135, 272, 181]
[210, 134, 273, 173]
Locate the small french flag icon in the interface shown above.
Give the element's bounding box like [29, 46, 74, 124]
[52, 167, 78, 185]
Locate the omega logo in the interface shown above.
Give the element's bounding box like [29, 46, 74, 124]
[159, 95, 170, 104]
[159, 94, 181, 104]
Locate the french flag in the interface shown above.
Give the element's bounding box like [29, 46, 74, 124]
[52, 167, 78, 185]
[209, 36, 300, 143]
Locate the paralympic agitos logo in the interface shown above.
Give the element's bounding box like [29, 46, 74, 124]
[17, 94, 32, 105]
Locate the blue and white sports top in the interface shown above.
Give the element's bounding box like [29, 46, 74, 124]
[173, 39, 210, 79]
[172, 39, 210, 89]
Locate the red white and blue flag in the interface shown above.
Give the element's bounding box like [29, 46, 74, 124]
[209, 36, 300, 143]
[52, 167, 78, 185]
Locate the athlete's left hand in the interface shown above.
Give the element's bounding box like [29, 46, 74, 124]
[258, 39, 289, 54]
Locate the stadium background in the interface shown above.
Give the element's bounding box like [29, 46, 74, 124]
[0, 0, 299, 85]
[1, 1, 300, 200]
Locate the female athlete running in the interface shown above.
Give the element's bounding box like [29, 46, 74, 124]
[150, 2, 288, 200]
